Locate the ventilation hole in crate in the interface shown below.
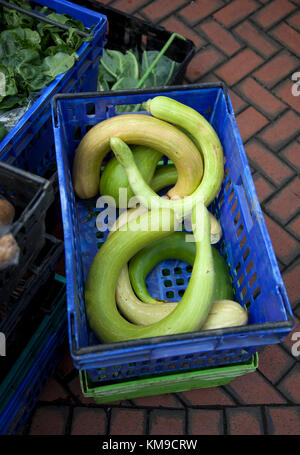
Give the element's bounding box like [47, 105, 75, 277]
[73, 126, 82, 140]
[186, 265, 192, 273]
[96, 231, 104, 239]
[176, 278, 184, 285]
[237, 223, 244, 238]
[231, 199, 238, 216]
[249, 272, 258, 288]
[253, 285, 261, 300]
[225, 178, 232, 193]
[218, 193, 225, 210]
[241, 285, 248, 299]
[234, 210, 241, 225]
[178, 289, 185, 297]
[244, 299, 251, 310]
[166, 291, 174, 298]
[85, 124, 93, 134]
[238, 273, 244, 287]
[174, 267, 182, 275]
[164, 280, 172, 288]
[162, 269, 170, 276]
[86, 103, 95, 115]
[243, 247, 250, 262]
[96, 242, 102, 249]
[246, 259, 254, 274]
[228, 189, 235, 205]
[239, 235, 247, 250]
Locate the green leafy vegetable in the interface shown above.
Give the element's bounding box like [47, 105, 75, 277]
[0, 0, 89, 118]
[98, 48, 180, 112]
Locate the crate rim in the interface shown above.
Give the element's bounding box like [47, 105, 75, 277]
[52, 82, 230, 126]
[52, 82, 294, 363]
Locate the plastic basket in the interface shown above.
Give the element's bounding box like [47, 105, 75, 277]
[73, 0, 195, 85]
[80, 353, 258, 404]
[0, 161, 54, 307]
[0, 0, 107, 178]
[0, 274, 67, 436]
[52, 83, 294, 383]
[0, 234, 64, 382]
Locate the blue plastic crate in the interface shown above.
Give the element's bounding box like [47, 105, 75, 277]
[0, 275, 67, 435]
[51, 83, 294, 383]
[0, 0, 107, 177]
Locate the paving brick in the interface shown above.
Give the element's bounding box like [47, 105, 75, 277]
[265, 406, 300, 434]
[246, 141, 294, 186]
[259, 110, 300, 152]
[178, 0, 223, 26]
[271, 23, 300, 56]
[265, 176, 300, 224]
[236, 77, 286, 118]
[226, 407, 264, 435]
[275, 79, 300, 115]
[277, 363, 300, 403]
[225, 370, 287, 404]
[253, 51, 299, 88]
[213, 0, 259, 27]
[110, 408, 146, 435]
[160, 16, 206, 50]
[132, 393, 183, 408]
[287, 10, 300, 30]
[111, 0, 150, 14]
[253, 0, 296, 29]
[236, 106, 269, 142]
[286, 214, 300, 239]
[29, 406, 69, 435]
[234, 20, 279, 57]
[253, 172, 276, 202]
[188, 409, 224, 435]
[71, 408, 107, 435]
[38, 377, 69, 402]
[198, 19, 242, 56]
[215, 49, 263, 86]
[228, 88, 248, 114]
[141, 0, 187, 23]
[186, 46, 225, 81]
[149, 409, 185, 435]
[280, 142, 300, 172]
[282, 260, 300, 307]
[181, 386, 236, 406]
[258, 345, 295, 383]
[263, 212, 300, 265]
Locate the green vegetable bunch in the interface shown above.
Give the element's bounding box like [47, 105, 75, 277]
[0, 0, 89, 114]
[97, 48, 180, 112]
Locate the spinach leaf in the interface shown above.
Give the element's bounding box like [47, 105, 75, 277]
[111, 76, 139, 91]
[0, 1, 88, 125]
[0, 65, 18, 98]
[98, 47, 179, 95]
[42, 52, 77, 79]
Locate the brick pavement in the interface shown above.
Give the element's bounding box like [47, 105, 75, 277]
[23, 0, 300, 436]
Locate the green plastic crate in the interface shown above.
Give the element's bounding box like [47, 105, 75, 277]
[80, 353, 258, 404]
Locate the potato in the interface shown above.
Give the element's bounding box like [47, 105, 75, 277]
[0, 198, 15, 226]
[0, 234, 19, 270]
